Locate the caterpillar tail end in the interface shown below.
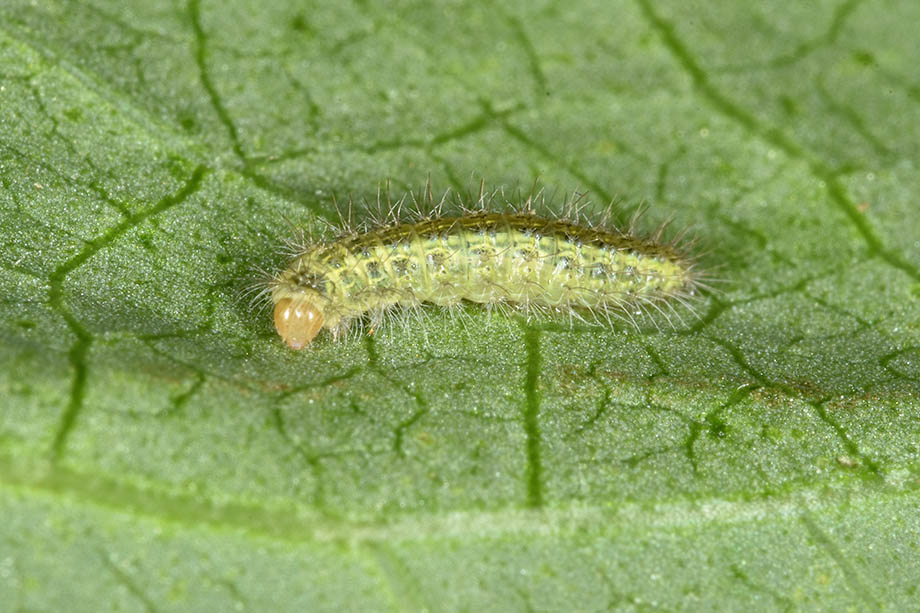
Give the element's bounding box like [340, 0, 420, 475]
[273, 297, 324, 350]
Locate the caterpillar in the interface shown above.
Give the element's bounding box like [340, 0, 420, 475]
[268, 188, 702, 349]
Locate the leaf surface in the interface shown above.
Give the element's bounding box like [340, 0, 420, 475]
[2, 0, 919, 610]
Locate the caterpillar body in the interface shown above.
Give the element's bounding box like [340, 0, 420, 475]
[269, 193, 701, 349]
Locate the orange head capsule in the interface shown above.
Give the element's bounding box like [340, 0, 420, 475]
[273, 298, 324, 349]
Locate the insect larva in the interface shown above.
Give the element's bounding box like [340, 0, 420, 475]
[269, 192, 701, 349]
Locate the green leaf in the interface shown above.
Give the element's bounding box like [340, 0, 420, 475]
[2, 0, 919, 609]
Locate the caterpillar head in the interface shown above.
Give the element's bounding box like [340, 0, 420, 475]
[273, 297, 324, 349]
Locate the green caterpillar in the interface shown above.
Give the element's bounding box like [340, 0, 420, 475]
[270, 197, 701, 349]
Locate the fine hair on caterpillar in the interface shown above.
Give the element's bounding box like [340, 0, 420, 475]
[261, 183, 706, 350]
